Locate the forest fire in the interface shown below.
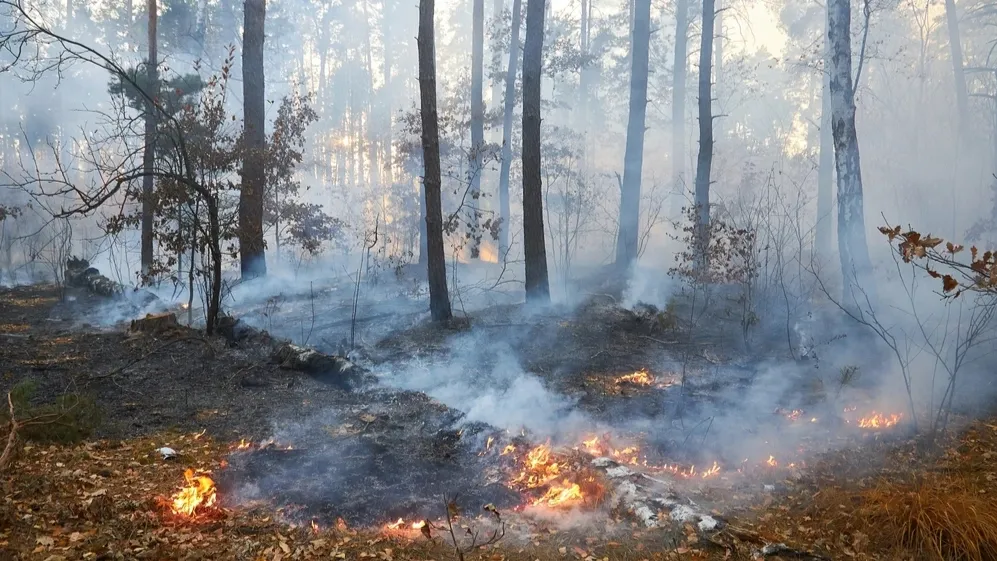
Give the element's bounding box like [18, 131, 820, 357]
[171, 469, 217, 516]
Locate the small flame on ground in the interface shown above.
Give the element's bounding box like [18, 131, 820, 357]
[766, 455, 778, 467]
[857, 412, 903, 428]
[384, 518, 428, 531]
[616, 369, 655, 386]
[171, 469, 217, 516]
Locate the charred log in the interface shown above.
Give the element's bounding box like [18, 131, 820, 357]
[65, 257, 122, 297]
[271, 342, 370, 389]
[65, 258, 162, 311]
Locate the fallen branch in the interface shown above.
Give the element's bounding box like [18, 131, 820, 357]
[0, 392, 19, 472]
[722, 526, 831, 561]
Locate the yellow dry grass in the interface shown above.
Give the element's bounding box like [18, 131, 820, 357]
[831, 475, 997, 561]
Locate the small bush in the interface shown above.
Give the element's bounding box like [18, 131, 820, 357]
[1, 380, 101, 444]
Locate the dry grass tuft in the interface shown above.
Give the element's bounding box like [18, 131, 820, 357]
[850, 476, 997, 561]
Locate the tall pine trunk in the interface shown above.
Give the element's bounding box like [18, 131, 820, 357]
[614, 0, 651, 270]
[815, 12, 834, 258]
[670, 0, 688, 218]
[140, 0, 157, 278]
[521, 0, 550, 302]
[693, 0, 714, 270]
[828, 0, 874, 307]
[469, 0, 485, 258]
[943, 0, 969, 134]
[381, 7, 394, 186]
[418, 0, 453, 321]
[362, 0, 380, 187]
[497, 0, 522, 258]
[239, 0, 267, 279]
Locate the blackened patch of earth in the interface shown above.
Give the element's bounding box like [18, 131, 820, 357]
[216, 409, 523, 526]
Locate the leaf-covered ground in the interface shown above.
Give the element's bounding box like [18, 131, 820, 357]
[5, 283, 997, 560]
[3, 422, 997, 560]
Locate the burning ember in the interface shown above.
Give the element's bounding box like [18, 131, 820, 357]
[171, 469, 217, 516]
[857, 412, 903, 429]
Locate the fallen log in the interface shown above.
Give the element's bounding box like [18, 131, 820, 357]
[216, 315, 371, 390]
[65, 257, 121, 297]
[271, 342, 369, 389]
[64, 257, 163, 310]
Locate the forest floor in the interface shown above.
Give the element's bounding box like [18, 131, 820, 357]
[3, 283, 997, 560]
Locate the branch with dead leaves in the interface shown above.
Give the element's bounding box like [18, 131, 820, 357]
[431, 494, 505, 561]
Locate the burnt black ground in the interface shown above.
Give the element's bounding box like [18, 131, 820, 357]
[0, 280, 852, 527]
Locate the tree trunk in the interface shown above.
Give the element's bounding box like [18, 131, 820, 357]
[362, 0, 380, 188]
[469, 0, 485, 259]
[140, 0, 157, 278]
[490, 0, 505, 113]
[239, 0, 267, 279]
[828, 0, 874, 307]
[670, 0, 689, 218]
[418, 0, 453, 321]
[614, 0, 651, 270]
[381, 7, 394, 186]
[815, 13, 834, 258]
[693, 0, 714, 270]
[521, 0, 550, 302]
[497, 0, 522, 259]
[943, 0, 969, 134]
[577, 0, 590, 136]
[714, 0, 723, 140]
[124, 0, 133, 25]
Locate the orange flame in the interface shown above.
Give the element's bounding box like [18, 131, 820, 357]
[616, 369, 655, 386]
[171, 469, 217, 516]
[857, 412, 903, 428]
[385, 518, 428, 531]
[766, 455, 778, 467]
[534, 479, 584, 506]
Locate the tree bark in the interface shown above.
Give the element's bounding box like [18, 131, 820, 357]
[828, 0, 874, 307]
[943, 0, 969, 134]
[140, 0, 157, 278]
[240, 0, 268, 279]
[693, 0, 715, 270]
[614, 0, 651, 270]
[418, 0, 453, 321]
[497, 0, 522, 259]
[469, 0, 485, 259]
[815, 12, 834, 258]
[521, 0, 550, 302]
[670, 0, 689, 218]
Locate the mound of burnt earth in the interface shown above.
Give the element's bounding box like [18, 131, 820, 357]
[214, 388, 522, 526]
